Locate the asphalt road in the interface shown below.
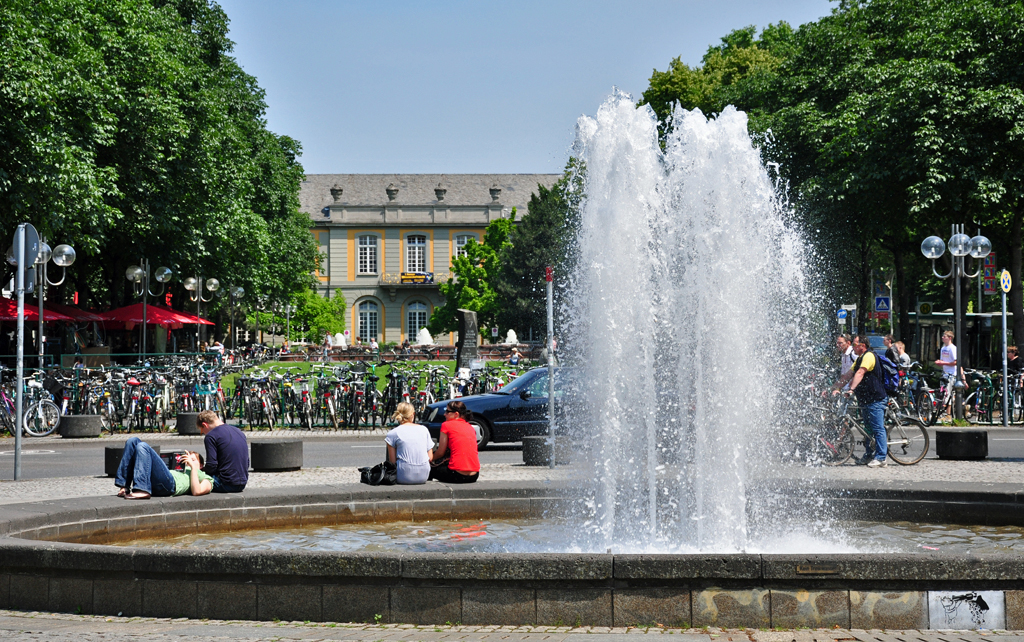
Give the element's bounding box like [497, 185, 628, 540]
[0, 435, 526, 481]
[1, 425, 1022, 482]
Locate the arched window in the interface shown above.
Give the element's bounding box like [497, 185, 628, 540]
[407, 302, 428, 339]
[406, 235, 427, 272]
[357, 235, 378, 274]
[454, 234, 474, 258]
[358, 300, 379, 341]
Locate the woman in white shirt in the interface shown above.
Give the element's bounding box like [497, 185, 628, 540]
[384, 402, 433, 484]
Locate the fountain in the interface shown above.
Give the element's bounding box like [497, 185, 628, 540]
[334, 332, 347, 349]
[566, 92, 820, 553]
[416, 327, 433, 345]
[504, 329, 518, 345]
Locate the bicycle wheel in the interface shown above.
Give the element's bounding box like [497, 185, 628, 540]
[23, 400, 60, 437]
[915, 390, 937, 426]
[302, 399, 313, 430]
[886, 415, 930, 465]
[1014, 388, 1024, 424]
[326, 397, 339, 430]
[815, 418, 855, 465]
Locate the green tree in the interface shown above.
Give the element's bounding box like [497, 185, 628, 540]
[427, 210, 516, 336]
[286, 288, 346, 343]
[0, 0, 318, 311]
[494, 160, 583, 338]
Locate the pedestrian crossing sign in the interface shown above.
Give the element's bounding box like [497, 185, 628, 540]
[874, 296, 890, 312]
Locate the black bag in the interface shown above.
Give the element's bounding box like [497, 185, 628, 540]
[359, 460, 397, 486]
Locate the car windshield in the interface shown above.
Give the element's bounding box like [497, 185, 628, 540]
[496, 368, 579, 399]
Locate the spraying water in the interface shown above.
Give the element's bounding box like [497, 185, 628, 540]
[566, 92, 821, 553]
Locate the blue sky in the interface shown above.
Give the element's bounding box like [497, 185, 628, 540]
[217, 0, 835, 175]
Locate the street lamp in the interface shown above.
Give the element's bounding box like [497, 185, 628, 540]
[921, 224, 992, 419]
[126, 259, 172, 360]
[183, 276, 219, 350]
[285, 304, 295, 348]
[34, 240, 76, 369]
[253, 295, 268, 347]
[227, 285, 245, 350]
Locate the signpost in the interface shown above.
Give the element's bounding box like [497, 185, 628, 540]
[545, 266, 554, 469]
[1001, 270, 1012, 427]
[12, 223, 39, 480]
[837, 309, 847, 325]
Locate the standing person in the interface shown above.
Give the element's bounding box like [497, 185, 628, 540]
[836, 334, 855, 389]
[883, 334, 900, 364]
[322, 333, 333, 361]
[114, 437, 213, 499]
[1008, 346, 1022, 374]
[894, 341, 912, 367]
[935, 330, 963, 415]
[384, 402, 433, 484]
[833, 335, 889, 468]
[196, 410, 248, 493]
[429, 400, 480, 484]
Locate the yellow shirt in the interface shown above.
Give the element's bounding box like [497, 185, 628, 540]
[850, 351, 876, 373]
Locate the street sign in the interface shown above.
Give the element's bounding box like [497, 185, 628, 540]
[874, 297, 890, 312]
[918, 302, 933, 315]
[837, 309, 847, 325]
[491, 327, 498, 337]
[870, 311, 888, 320]
[1001, 270, 1012, 293]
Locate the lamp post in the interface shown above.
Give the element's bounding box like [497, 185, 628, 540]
[126, 260, 172, 360]
[921, 225, 992, 419]
[183, 276, 219, 350]
[35, 240, 76, 369]
[254, 295, 267, 346]
[285, 304, 294, 346]
[227, 286, 245, 350]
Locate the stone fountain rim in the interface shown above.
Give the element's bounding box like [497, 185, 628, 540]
[0, 478, 1023, 583]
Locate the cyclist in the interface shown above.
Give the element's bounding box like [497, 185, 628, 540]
[832, 334, 889, 468]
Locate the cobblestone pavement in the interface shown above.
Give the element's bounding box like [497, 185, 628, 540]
[0, 611, 1020, 641]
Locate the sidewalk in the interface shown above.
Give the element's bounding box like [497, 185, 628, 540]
[0, 611, 1019, 642]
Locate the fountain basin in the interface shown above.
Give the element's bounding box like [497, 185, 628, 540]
[1, 480, 1023, 628]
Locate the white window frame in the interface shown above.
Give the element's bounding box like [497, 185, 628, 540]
[407, 301, 428, 338]
[357, 235, 378, 274]
[454, 234, 475, 258]
[406, 234, 427, 273]
[358, 300, 379, 341]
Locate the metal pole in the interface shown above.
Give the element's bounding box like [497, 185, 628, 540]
[14, 225, 26, 480]
[954, 225, 964, 420]
[141, 259, 148, 361]
[196, 276, 201, 349]
[546, 266, 555, 469]
[1002, 283, 1009, 427]
[286, 306, 291, 343]
[38, 253, 44, 370]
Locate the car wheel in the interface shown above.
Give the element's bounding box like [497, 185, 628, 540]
[469, 416, 491, 449]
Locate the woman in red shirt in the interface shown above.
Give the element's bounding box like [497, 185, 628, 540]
[429, 400, 480, 483]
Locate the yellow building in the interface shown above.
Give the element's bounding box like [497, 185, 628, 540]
[301, 174, 559, 344]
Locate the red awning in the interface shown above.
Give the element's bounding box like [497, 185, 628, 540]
[99, 302, 212, 329]
[39, 301, 105, 323]
[0, 297, 75, 322]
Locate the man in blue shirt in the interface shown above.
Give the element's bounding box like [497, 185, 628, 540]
[197, 410, 249, 492]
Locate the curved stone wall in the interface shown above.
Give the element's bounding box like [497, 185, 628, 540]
[0, 480, 1021, 629]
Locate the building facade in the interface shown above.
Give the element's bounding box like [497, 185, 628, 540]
[301, 174, 559, 345]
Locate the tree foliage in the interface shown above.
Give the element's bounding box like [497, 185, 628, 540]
[0, 0, 318, 314]
[494, 160, 583, 337]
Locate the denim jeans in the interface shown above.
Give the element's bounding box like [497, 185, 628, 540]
[115, 437, 176, 496]
[211, 476, 245, 493]
[860, 399, 888, 461]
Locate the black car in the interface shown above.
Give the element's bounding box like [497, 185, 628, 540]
[423, 367, 577, 448]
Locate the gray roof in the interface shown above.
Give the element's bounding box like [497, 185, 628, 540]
[300, 174, 561, 216]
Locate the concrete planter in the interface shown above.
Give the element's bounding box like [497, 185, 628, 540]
[175, 413, 200, 435]
[104, 443, 161, 477]
[936, 430, 988, 460]
[522, 436, 571, 466]
[58, 415, 103, 438]
[250, 439, 303, 472]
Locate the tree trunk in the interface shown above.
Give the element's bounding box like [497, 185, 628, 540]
[1011, 205, 1024, 354]
[894, 245, 911, 342]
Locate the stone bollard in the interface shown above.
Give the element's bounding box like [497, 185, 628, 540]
[522, 436, 571, 466]
[936, 430, 988, 460]
[58, 415, 103, 438]
[105, 443, 161, 477]
[251, 439, 303, 472]
[175, 413, 201, 435]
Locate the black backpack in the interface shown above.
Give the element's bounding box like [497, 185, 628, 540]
[359, 460, 397, 486]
